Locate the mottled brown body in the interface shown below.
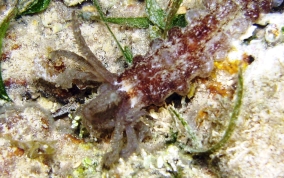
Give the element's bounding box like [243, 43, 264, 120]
[118, 0, 273, 108]
[51, 0, 274, 167]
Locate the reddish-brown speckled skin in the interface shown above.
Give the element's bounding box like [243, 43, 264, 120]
[87, 0, 273, 167]
[117, 0, 273, 108]
[53, 0, 274, 167]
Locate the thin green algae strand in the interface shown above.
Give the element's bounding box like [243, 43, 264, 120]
[93, 0, 134, 63]
[91, 0, 187, 63]
[169, 106, 202, 149]
[180, 68, 244, 154]
[89, 16, 151, 29]
[0, 4, 16, 101]
[164, 0, 183, 37]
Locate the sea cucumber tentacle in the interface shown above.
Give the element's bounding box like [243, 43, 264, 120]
[81, 84, 121, 129]
[71, 12, 117, 83]
[49, 50, 103, 82]
[120, 125, 139, 158]
[103, 119, 124, 167]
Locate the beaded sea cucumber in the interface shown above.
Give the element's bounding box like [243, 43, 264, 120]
[50, 0, 278, 167]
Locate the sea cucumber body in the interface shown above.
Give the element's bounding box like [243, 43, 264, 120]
[117, 0, 273, 108]
[67, 0, 275, 167]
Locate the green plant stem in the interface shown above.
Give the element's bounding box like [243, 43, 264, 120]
[181, 68, 244, 154]
[93, 0, 133, 63]
[164, 0, 183, 37]
[0, 6, 17, 101]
